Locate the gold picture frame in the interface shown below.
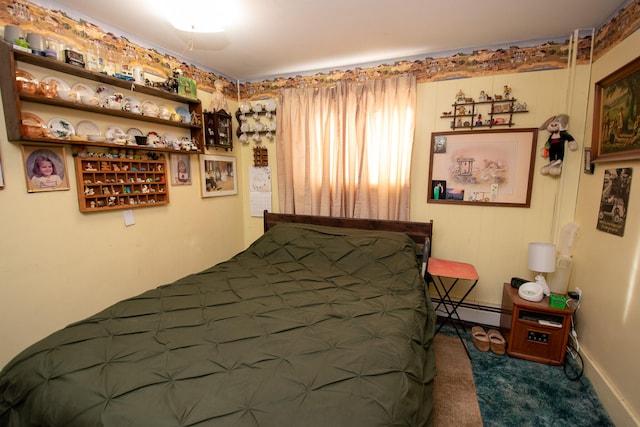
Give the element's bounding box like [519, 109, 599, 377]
[21, 145, 70, 193]
[591, 56, 640, 162]
[428, 129, 537, 207]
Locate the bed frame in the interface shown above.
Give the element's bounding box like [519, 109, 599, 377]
[263, 211, 433, 247]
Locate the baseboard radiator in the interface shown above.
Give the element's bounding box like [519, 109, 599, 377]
[431, 298, 503, 328]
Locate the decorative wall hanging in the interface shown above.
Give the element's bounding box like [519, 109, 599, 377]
[171, 154, 192, 186]
[591, 56, 640, 162]
[21, 145, 70, 193]
[200, 154, 237, 197]
[597, 167, 632, 237]
[428, 129, 537, 207]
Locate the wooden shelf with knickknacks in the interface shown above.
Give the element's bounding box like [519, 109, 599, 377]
[441, 85, 528, 130]
[75, 151, 169, 212]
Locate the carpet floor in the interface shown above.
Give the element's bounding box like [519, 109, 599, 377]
[437, 322, 614, 427]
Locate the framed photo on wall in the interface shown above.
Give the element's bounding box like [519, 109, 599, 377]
[597, 167, 632, 237]
[171, 154, 192, 186]
[428, 129, 537, 207]
[21, 145, 70, 192]
[591, 56, 640, 162]
[200, 154, 237, 197]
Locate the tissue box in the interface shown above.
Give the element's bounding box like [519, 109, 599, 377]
[549, 293, 567, 309]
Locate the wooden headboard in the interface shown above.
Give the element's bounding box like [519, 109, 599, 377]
[263, 211, 433, 247]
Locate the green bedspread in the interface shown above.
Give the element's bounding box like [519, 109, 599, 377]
[0, 223, 436, 426]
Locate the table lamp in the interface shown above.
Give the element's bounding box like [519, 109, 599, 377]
[527, 242, 557, 296]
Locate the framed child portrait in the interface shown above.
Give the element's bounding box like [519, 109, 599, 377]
[171, 154, 192, 185]
[200, 154, 237, 197]
[21, 145, 70, 193]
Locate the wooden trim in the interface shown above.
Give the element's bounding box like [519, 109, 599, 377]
[263, 211, 433, 246]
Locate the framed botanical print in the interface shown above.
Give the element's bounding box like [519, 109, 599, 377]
[200, 154, 237, 197]
[21, 145, 70, 192]
[591, 56, 640, 162]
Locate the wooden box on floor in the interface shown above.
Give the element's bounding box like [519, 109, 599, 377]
[500, 283, 573, 365]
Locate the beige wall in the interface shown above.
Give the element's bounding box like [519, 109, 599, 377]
[0, 85, 245, 366]
[571, 30, 640, 426]
[410, 68, 587, 305]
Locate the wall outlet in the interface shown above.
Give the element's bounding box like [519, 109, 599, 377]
[568, 288, 582, 302]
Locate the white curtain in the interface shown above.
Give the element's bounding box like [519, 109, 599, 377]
[275, 74, 416, 220]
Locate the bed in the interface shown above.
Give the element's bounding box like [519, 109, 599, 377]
[0, 213, 436, 426]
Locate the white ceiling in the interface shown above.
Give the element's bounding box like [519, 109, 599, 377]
[41, 0, 626, 82]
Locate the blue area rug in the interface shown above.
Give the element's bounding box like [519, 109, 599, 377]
[439, 323, 614, 426]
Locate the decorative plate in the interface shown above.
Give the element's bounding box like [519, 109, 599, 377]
[175, 106, 191, 124]
[71, 83, 93, 98]
[126, 127, 144, 138]
[163, 132, 179, 149]
[126, 127, 144, 144]
[47, 117, 75, 140]
[123, 96, 141, 114]
[106, 126, 127, 144]
[141, 100, 159, 117]
[76, 120, 101, 137]
[41, 76, 70, 92]
[95, 84, 116, 101]
[159, 104, 175, 120]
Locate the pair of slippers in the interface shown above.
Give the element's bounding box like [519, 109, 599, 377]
[471, 326, 506, 355]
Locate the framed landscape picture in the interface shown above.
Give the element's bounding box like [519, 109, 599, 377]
[591, 56, 640, 162]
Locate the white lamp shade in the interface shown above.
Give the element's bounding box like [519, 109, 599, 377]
[528, 242, 556, 273]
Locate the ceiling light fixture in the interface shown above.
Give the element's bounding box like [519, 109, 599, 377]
[155, 0, 236, 33]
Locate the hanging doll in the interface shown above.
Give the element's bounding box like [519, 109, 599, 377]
[539, 114, 578, 176]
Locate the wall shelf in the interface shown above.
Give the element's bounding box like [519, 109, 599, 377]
[441, 98, 528, 130]
[75, 156, 169, 212]
[0, 41, 204, 153]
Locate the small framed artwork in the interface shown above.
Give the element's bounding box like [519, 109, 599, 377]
[597, 167, 632, 237]
[200, 154, 237, 197]
[0, 155, 5, 189]
[591, 56, 640, 162]
[178, 76, 197, 100]
[430, 180, 446, 200]
[21, 145, 70, 192]
[171, 154, 192, 185]
[428, 129, 537, 207]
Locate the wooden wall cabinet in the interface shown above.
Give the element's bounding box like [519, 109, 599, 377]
[0, 41, 203, 153]
[75, 156, 169, 212]
[204, 110, 232, 150]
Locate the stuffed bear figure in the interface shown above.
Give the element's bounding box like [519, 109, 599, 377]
[539, 114, 578, 176]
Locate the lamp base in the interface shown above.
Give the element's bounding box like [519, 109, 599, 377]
[534, 274, 551, 296]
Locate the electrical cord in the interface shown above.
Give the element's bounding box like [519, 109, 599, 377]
[564, 342, 584, 380]
[564, 294, 583, 380]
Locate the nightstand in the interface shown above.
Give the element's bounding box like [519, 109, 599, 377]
[500, 283, 573, 365]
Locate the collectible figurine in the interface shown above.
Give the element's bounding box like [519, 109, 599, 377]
[539, 114, 578, 176]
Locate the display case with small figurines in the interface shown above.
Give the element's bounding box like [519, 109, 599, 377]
[74, 150, 169, 212]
